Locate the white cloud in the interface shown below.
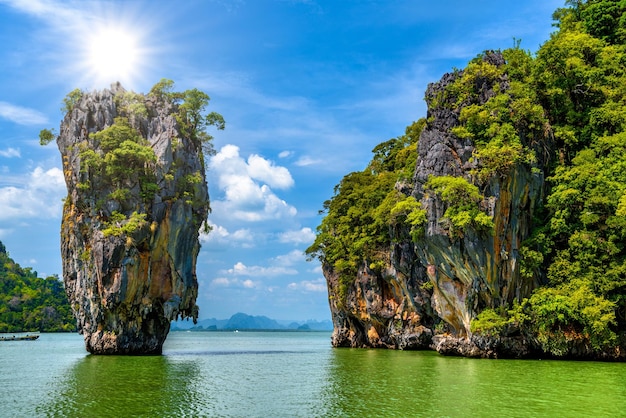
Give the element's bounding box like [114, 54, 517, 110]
[209, 145, 297, 222]
[278, 150, 293, 158]
[0, 148, 21, 158]
[200, 221, 255, 248]
[211, 277, 231, 286]
[220, 250, 305, 280]
[224, 261, 298, 277]
[242, 279, 256, 288]
[278, 227, 315, 245]
[287, 278, 327, 293]
[211, 143, 240, 164]
[0, 102, 48, 125]
[210, 277, 259, 289]
[272, 249, 306, 267]
[0, 166, 65, 221]
[294, 156, 322, 167]
[247, 154, 294, 189]
[211, 145, 294, 189]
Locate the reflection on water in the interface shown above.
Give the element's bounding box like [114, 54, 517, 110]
[324, 347, 626, 417]
[3, 332, 626, 417]
[36, 331, 335, 417]
[42, 355, 202, 417]
[323, 348, 438, 417]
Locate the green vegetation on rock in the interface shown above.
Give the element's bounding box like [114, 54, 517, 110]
[82, 116, 158, 206]
[306, 120, 424, 299]
[149, 78, 225, 165]
[43, 79, 224, 247]
[424, 175, 494, 238]
[468, 0, 626, 355]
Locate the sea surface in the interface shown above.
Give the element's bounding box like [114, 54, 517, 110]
[1, 331, 626, 417]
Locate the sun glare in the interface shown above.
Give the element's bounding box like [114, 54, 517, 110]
[84, 25, 144, 87]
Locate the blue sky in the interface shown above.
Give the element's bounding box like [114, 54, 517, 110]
[0, 0, 562, 321]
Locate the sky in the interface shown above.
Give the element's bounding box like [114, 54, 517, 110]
[0, 0, 563, 322]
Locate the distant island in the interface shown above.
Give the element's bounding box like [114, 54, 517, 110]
[172, 312, 332, 332]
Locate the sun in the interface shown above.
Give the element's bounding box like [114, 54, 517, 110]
[83, 24, 145, 87]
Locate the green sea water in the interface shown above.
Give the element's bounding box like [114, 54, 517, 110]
[1, 331, 625, 417]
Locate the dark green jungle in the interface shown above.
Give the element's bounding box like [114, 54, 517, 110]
[0, 241, 74, 332]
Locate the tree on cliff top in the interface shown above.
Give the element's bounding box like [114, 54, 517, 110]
[149, 79, 225, 165]
[41, 79, 224, 239]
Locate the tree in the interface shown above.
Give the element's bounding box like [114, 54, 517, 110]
[424, 175, 494, 238]
[39, 128, 56, 146]
[149, 79, 225, 165]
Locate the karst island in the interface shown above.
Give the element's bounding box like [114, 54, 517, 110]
[40, 80, 224, 354]
[307, 2, 626, 360]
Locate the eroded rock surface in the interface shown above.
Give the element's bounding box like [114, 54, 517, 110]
[57, 83, 209, 354]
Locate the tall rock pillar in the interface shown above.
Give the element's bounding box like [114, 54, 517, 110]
[56, 83, 211, 354]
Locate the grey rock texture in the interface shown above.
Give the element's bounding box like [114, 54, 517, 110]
[57, 83, 209, 354]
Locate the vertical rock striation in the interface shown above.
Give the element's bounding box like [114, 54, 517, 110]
[57, 83, 209, 354]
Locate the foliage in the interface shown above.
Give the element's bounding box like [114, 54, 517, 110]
[534, 27, 609, 156]
[578, 0, 626, 44]
[449, 49, 546, 183]
[543, 131, 626, 325]
[101, 211, 148, 238]
[306, 120, 424, 295]
[424, 175, 494, 238]
[149, 79, 225, 164]
[306, 170, 396, 277]
[470, 308, 511, 336]
[62, 88, 83, 113]
[388, 195, 427, 242]
[0, 241, 75, 332]
[472, 282, 617, 356]
[80, 117, 158, 207]
[115, 91, 148, 118]
[38, 128, 56, 146]
[522, 280, 617, 355]
[149, 78, 178, 101]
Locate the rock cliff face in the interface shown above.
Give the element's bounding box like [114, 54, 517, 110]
[57, 83, 209, 354]
[327, 53, 545, 357]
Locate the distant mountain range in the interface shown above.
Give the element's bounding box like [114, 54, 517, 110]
[171, 312, 333, 331]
